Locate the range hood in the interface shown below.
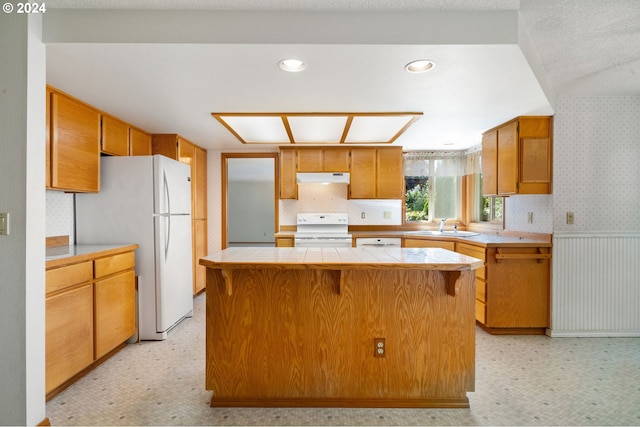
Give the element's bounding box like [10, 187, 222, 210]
[296, 172, 350, 184]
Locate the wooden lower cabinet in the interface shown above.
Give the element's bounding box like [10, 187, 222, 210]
[456, 242, 550, 334]
[193, 219, 208, 294]
[45, 283, 94, 395]
[94, 270, 136, 359]
[275, 236, 294, 247]
[45, 247, 137, 399]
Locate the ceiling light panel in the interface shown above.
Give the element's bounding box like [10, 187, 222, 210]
[287, 116, 348, 143]
[345, 115, 417, 143]
[217, 116, 290, 143]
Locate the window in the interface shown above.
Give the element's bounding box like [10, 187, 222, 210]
[467, 149, 503, 225]
[482, 195, 503, 223]
[403, 154, 462, 223]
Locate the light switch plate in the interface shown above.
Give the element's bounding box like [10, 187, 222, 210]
[0, 212, 9, 236]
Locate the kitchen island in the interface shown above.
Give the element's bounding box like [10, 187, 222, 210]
[199, 246, 482, 408]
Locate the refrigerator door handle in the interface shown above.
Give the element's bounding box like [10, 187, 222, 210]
[163, 171, 171, 215]
[163, 172, 171, 258]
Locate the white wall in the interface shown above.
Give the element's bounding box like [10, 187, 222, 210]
[0, 13, 47, 425]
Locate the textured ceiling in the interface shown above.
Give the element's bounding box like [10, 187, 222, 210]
[43, 0, 640, 151]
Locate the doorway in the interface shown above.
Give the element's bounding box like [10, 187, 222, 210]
[221, 153, 278, 248]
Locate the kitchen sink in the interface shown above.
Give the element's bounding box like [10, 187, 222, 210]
[406, 230, 480, 237]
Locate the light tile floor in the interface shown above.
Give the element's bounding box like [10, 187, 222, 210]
[47, 293, 640, 426]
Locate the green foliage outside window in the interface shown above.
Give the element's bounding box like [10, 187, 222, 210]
[405, 177, 429, 221]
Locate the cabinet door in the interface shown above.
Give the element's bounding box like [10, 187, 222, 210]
[151, 134, 179, 160]
[481, 129, 498, 196]
[497, 121, 518, 195]
[101, 115, 129, 156]
[94, 270, 136, 359]
[129, 127, 152, 156]
[349, 148, 376, 199]
[193, 146, 208, 220]
[46, 88, 51, 188]
[520, 137, 551, 193]
[376, 147, 403, 198]
[50, 92, 101, 192]
[46, 284, 94, 394]
[485, 246, 550, 328]
[297, 148, 324, 172]
[193, 219, 208, 294]
[323, 148, 350, 172]
[279, 148, 298, 199]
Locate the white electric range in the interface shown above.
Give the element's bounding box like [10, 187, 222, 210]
[294, 213, 352, 248]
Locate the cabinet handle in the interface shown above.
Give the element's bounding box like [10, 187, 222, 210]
[495, 248, 551, 263]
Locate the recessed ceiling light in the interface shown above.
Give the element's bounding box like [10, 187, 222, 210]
[405, 59, 436, 73]
[278, 59, 306, 72]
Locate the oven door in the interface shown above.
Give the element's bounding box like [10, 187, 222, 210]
[294, 236, 353, 248]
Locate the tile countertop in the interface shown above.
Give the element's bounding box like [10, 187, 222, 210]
[275, 230, 552, 247]
[200, 246, 483, 271]
[46, 244, 139, 269]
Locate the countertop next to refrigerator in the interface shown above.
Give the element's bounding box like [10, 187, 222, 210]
[46, 244, 139, 268]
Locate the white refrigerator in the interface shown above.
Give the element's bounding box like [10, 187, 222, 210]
[76, 155, 194, 340]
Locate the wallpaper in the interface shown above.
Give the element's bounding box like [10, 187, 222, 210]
[552, 96, 640, 232]
[279, 183, 402, 226]
[45, 190, 75, 244]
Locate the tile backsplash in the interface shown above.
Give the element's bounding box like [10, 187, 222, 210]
[46, 190, 75, 244]
[279, 183, 402, 226]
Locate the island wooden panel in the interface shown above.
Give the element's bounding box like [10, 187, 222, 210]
[205, 265, 476, 408]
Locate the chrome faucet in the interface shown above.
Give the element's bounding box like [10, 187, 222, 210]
[439, 218, 448, 232]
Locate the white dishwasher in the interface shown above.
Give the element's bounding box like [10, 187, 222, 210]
[356, 237, 402, 248]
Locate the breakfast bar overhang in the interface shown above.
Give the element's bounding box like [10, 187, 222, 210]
[199, 247, 483, 408]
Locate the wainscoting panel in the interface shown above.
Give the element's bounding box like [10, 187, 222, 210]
[551, 233, 640, 337]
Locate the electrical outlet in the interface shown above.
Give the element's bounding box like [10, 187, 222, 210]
[361, 212, 366, 219]
[527, 212, 534, 224]
[0, 213, 9, 236]
[374, 338, 386, 358]
[566, 211, 574, 224]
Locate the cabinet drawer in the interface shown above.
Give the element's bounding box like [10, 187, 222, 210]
[475, 299, 486, 324]
[46, 261, 92, 294]
[275, 237, 294, 247]
[403, 238, 455, 250]
[476, 278, 487, 303]
[94, 251, 135, 278]
[457, 243, 486, 279]
[456, 242, 486, 261]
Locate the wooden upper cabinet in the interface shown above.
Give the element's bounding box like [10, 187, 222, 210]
[129, 127, 152, 156]
[376, 147, 403, 199]
[151, 134, 180, 160]
[297, 147, 350, 172]
[349, 147, 403, 199]
[497, 120, 518, 195]
[349, 148, 377, 199]
[50, 91, 101, 192]
[178, 136, 195, 166]
[482, 116, 552, 196]
[193, 146, 208, 220]
[279, 147, 298, 199]
[297, 148, 324, 172]
[101, 115, 129, 156]
[46, 87, 51, 188]
[481, 129, 498, 196]
[323, 148, 350, 172]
